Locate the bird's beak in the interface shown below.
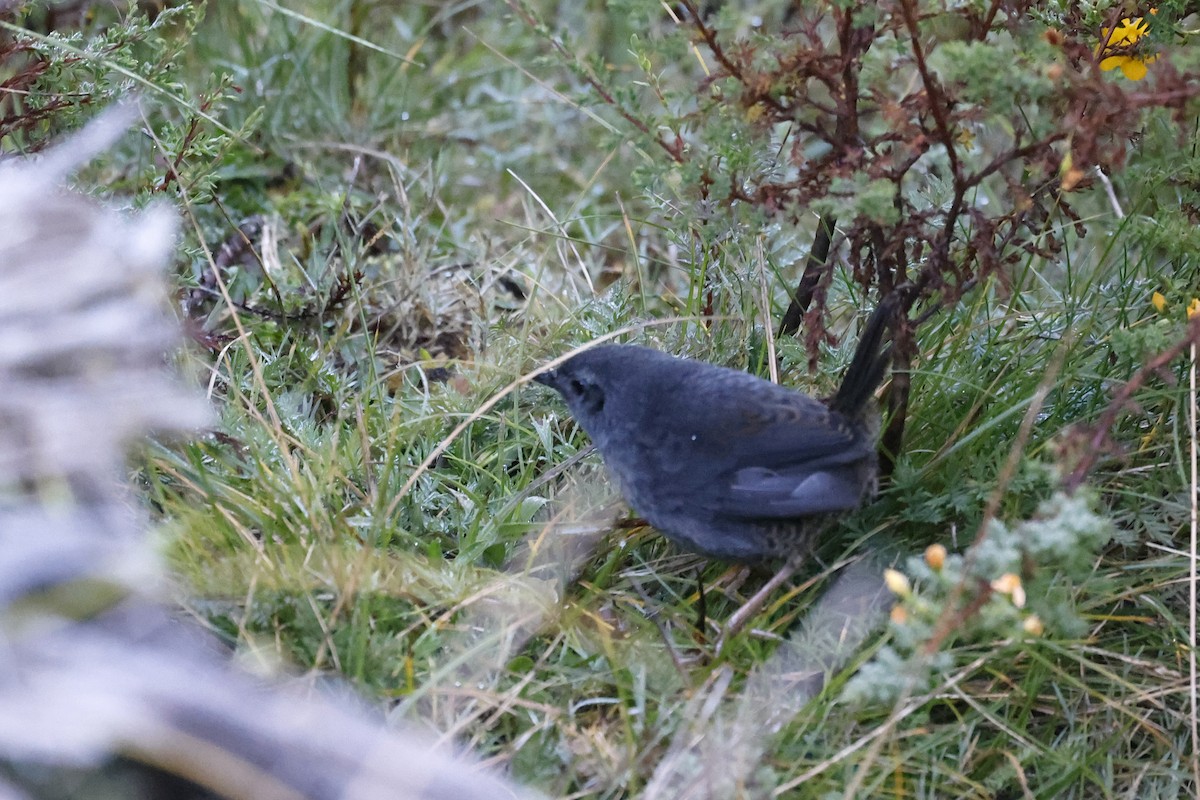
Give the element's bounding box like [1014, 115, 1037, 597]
[532, 369, 557, 387]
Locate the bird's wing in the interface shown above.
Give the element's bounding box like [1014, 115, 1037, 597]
[716, 462, 869, 518]
[653, 367, 876, 519]
[717, 390, 866, 466]
[706, 394, 874, 519]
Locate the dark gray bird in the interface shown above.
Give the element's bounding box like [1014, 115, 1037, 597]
[534, 300, 894, 562]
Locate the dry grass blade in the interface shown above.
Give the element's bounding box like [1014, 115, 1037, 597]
[1190, 339, 1198, 795]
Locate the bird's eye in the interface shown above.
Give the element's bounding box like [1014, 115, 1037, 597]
[565, 376, 604, 415]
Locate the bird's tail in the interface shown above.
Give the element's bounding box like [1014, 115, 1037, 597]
[829, 295, 898, 418]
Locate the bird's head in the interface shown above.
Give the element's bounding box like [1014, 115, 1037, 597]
[535, 344, 694, 442]
[534, 353, 610, 424]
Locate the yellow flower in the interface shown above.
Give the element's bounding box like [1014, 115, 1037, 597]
[1151, 291, 1167, 313]
[1097, 15, 1159, 81]
[1188, 298, 1200, 319]
[924, 543, 947, 571]
[991, 573, 1027, 608]
[883, 568, 911, 598]
[1108, 16, 1150, 48]
[1022, 615, 1045, 636]
[1059, 150, 1084, 191]
[890, 605, 909, 624]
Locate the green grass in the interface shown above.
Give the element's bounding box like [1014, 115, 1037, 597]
[12, 0, 1200, 796]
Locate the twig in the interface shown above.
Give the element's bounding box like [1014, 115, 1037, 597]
[840, 344, 1065, 798]
[1064, 313, 1200, 492]
[919, 337, 1069, 657]
[1093, 166, 1125, 219]
[505, 0, 685, 162]
[778, 214, 838, 338]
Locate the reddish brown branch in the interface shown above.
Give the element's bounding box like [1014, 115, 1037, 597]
[898, 0, 959, 181]
[506, 0, 686, 163]
[1064, 313, 1200, 492]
